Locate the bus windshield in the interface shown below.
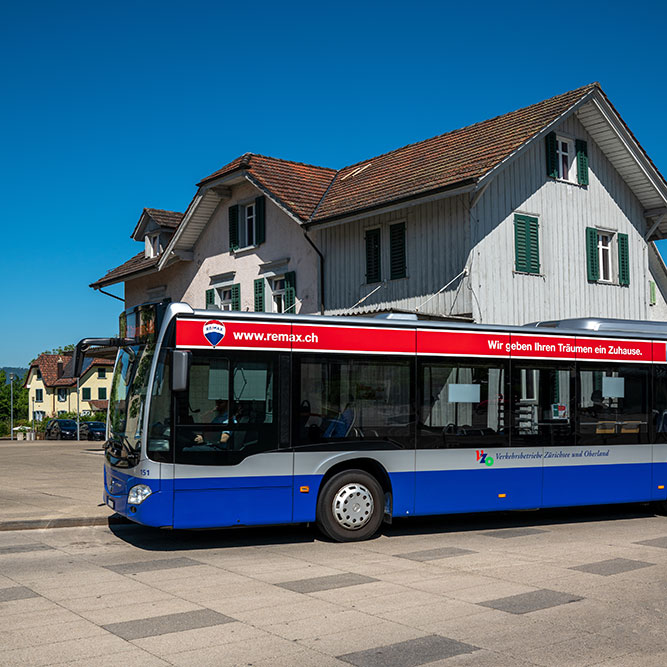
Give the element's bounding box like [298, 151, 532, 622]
[109, 343, 156, 459]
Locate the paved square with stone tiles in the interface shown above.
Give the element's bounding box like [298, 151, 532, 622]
[3, 506, 667, 665]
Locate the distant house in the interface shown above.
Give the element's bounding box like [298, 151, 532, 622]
[24, 355, 114, 422]
[92, 83, 667, 325]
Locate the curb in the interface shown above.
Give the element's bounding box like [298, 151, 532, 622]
[0, 514, 131, 532]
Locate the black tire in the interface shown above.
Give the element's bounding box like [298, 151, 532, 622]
[316, 469, 384, 542]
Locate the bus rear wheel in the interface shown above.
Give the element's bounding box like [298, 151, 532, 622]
[316, 470, 384, 542]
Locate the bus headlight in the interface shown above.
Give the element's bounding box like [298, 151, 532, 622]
[127, 484, 152, 505]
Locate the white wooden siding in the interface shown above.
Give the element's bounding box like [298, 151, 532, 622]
[472, 114, 653, 324]
[318, 195, 472, 317]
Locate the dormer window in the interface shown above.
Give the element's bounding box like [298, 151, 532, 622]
[145, 233, 161, 258]
[228, 196, 266, 251]
[556, 137, 575, 181]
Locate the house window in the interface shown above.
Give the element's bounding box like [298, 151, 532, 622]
[586, 228, 630, 286]
[82, 387, 91, 400]
[145, 233, 160, 258]
[272, 278, 286, 313]
[556, 137, 575, 181]
[514, 214, 540, 274]
[365, 228, 382, 283]
[228, 197, 266, 251]
[35, 389, 43, 402]
[34, 410, 45, 422]
[36, 369, 42, 380]
[220, 287, 234, 311]
[598, 232, 613, 283]
[98, 388, 107, 400]
[98, 368, 106, 379]
[57, 388, 67, 402]
[546, 132, 589, 185]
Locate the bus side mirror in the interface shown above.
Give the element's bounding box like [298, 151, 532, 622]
[171, 350, 191, 392]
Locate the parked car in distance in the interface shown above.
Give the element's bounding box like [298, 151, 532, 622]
[80, 421, 106, 441]
[44, 419, 78, 440]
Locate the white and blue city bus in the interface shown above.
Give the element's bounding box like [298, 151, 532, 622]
[74, 301, 667, 542]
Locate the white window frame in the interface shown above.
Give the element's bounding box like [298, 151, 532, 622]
[556, 135, 576, 183]
[597, 230, 615, 283]
[145, 233, 160, 258]
[237, 201, 257, 249]
[218, 286, 234, 311]
[35, 388, 43, 402]
[271, 277, 286, 313]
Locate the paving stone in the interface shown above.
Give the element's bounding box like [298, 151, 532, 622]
[478, 589, 582, 614]
[481, 527, 548, 538]
[569, 558, 654, 576]
[102, 608, 234, 640]
[104, 557, 203, 575]
[337, 634, 478, 667]
[0, 586, 39, 602]
[277, 573, 377, 593]
[635, 536, 667, 549]
[0, 544, 53, 555]
[394, 547, 476, 562]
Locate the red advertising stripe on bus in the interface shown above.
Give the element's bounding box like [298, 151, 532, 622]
[417, 330, 510, 357]
[176, 319, 292, 349]
[508, 334, 594, 361]
[291, 324, 415, 354]
[574, 337, 653, 363]
[653, 341, 667, 363]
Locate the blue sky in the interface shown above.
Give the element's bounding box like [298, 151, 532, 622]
[1, 0, 666, 367]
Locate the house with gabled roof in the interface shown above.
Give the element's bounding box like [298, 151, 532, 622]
[24, 355, 115, 422]
[92, 83, 667, 324]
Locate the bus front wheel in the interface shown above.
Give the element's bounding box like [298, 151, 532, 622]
[316, 470, 384, 542]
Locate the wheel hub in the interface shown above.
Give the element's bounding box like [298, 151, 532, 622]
[331, 483, 374, 530]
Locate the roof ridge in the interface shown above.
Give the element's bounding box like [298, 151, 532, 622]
[144, 207, 183, 215]
[247, 152, 337, 174]
[336, 83, 600, 173]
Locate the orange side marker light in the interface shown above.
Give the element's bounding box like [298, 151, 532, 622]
[300, 486, 310, 493]
[498, 493, 507, 498]
[659, 485, 665, 490]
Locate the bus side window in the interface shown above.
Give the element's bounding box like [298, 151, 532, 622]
[576, 364, 649, 446]
[418, 360, 509, 449]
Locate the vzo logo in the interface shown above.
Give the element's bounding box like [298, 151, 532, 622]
[476, 450, 494, 467]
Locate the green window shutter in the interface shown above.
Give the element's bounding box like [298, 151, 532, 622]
[545, 132, 558, 179]
[255, 196, 266, 245]
[618, 233, 630, 286]
[82, 387, 91, 400]
[389, 222, 406, 279]
[205, 289, 215, 309]
[514, 215, 539, 274]
[98, 388, 107, 400]
[365, 228, 381, 283]
[231, 283, 241, 311]
[576, 139, 589, 186]
[650, 280, 657, 306]
[254, 278, 265, 312]
[585, 227, 600, 281]
[228, 205, 239, 251]
[285, 271, 296, 312]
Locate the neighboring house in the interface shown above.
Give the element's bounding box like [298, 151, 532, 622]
[92, 83, 667, 325]
[24, 355, 114, 422]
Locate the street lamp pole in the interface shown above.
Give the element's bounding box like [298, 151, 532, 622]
[32, 396, 35, 439]
[9, 373, 14, 441]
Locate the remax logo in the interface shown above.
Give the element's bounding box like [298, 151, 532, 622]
[203, 320, 226, 347]
[476, 450, 494, 467]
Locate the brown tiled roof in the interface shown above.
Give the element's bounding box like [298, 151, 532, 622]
[144, 208, 183, 229]
[196, 84, 600, 224]
[199, 153, 336, 221]
[89, 400, 108, 411]
[312, 83, 599, 222]
[26, 354, 114, 387]
[90, 252, 158, 289]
